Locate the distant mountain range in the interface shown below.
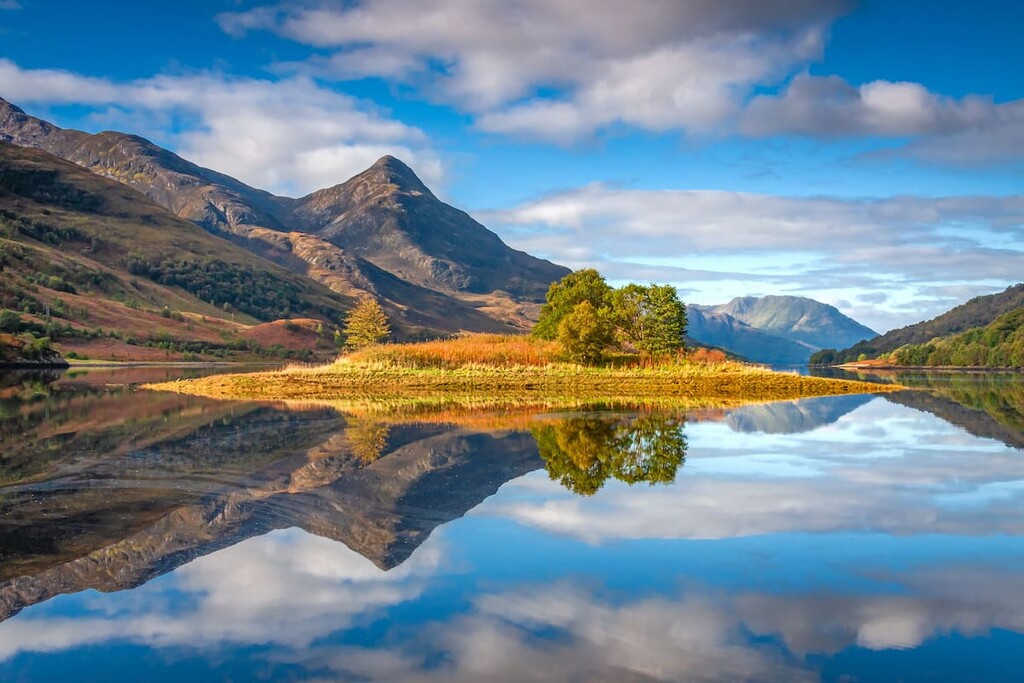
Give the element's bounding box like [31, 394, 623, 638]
[0, 97, 569, 343]
[812, 283, 1024, 365]
[688, 296, 876, 364]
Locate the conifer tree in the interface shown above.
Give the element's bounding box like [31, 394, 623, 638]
[344, 297, 390, 349]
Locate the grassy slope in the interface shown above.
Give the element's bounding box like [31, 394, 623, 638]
[0, 143, 353, 360]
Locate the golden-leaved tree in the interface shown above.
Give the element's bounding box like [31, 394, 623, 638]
[344, 297, 391, 349]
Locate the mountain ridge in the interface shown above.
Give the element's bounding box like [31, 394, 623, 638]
[687, 295, 876, 364]
[0, 98, 569, 335]
[812, 283, 1024, 364]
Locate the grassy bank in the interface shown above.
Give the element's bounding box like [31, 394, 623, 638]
[146, 334, 902, 405]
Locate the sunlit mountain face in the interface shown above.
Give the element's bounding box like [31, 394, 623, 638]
[2, 368, 1024, 681]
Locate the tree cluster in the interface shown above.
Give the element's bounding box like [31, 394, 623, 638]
[532, 269, 688, 364]
[890, 308, 1024, 368]
[125, 253, 305, 322]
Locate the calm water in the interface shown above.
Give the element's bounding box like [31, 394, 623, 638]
[1, 367, 1023, 682]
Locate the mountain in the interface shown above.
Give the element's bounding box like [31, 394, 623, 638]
[0, 98, 569, 336]
[686, 296, 876, 364]
[709, 296, 876, 350]
[812, 283, 1024, 365]
[0, 142, 352, 361]
[686, 306, 816, 364]
[886, 307, 1024, 367]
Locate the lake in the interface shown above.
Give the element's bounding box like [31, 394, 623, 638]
[1, 366, 1023, 682]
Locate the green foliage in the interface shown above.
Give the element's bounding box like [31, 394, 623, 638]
[125, 252, 305, 322]
[533, 269, 612, 340]
[608, 283, 687, 355]
[558, 301, 614, 364]
[344, 297, 391, 349]
[889, 308, 1024, 368]
[537, 270, 688, 365]
[0, 309, 21, 333]
[533, 414, 687, 495]
[816, 282, 1024, 364]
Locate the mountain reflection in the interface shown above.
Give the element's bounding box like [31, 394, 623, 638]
[3, 369, 1024, 680]
[0, 370, 695, 621]
[812, 368, 1024, 449]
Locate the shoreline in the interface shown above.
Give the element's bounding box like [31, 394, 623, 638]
[833, 362, 1024, 373]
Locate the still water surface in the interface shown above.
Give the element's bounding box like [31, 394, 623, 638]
[1, 367, 1023, 681]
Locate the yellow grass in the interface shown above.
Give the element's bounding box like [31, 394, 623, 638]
[345, 333, 562, 367]
[146, 334, 904, 407]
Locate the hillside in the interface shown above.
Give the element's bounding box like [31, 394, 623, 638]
[812, 283, 1024, 364]
[887, 308, 1024, 367]
[687, 296, 875, 364]
[0, 142, 352, 361]
[0, 98, 569, 335]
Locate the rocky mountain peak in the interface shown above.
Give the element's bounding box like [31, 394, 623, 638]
[0, 97, 26, 115]
[363, 154, 432, 196]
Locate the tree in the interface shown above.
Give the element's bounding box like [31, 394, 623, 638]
[533, 414, 687, 496]
[533, 269, 612, 340]
[558, 300, 614, 364]
[608, 283, 687, 355]
[344, 297, 390, 349]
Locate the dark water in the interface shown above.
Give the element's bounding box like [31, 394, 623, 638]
[1, 367, 1023, 682]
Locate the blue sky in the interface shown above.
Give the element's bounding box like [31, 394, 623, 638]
[1, 0, 1022, 331]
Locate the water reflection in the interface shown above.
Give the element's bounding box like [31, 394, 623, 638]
[534, 414, 686, 495]
[1, 368, 1024, 681]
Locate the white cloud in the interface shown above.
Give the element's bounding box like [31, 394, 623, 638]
[483, 184, 1024, 330]
[742, 73, 1024, 164]
[220, 0, 845, 143]
[215, 1, 1023, 163]
[0, 59, 442, 196]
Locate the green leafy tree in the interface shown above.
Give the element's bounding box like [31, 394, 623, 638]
[344, 297, 391, 349]
[533, 269, 612, 340]
[558, 300, 614, 364]
[608, 283, 687, 355]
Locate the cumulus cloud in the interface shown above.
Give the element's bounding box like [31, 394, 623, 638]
[219, 0, 846, 142]
[215, 1, 1023, 161]
[0, 59, 442, 195]
[741, 73, 1024, 164]
[483, 184, 1024, 329]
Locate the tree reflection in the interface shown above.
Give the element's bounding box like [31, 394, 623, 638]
[532, 414, 687, 495]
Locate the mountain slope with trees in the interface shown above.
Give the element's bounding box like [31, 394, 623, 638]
[812, 283, 1024, 364]
[888, 308, 1024, 367]
[0, 98, 568, 335]
[0, 142, 354, 361]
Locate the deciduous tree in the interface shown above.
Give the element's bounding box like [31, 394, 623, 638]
[533, 269, 612, 340]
